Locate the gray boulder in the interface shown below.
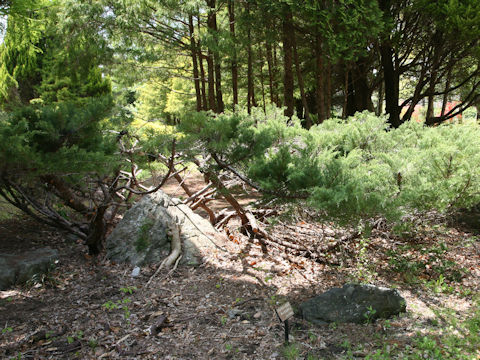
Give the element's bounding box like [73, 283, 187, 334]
[106, 190, 224, 266]
[0, 247, 59, 290]
[300, 283, 406, 325]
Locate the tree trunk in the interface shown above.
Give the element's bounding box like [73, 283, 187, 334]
[214, 52, 224, 113]
[343, 69, 349, 119]
[273, 42, 281, 106]
[346, 68, 356, 117]
[259, 47, 266, 112]
[293, 28, 311, 127]
[42, 175, 90, 214]
[86, 204, 108, 255]
[227, 0, 238, 108]
[315, 35, 326, 124]
[441, 66, 452, 117]
[354, 58, 375, 113]
[188, 15, 202, 111]
[197, 15, 208, 110]
[206, 49, 216, 112]
[207, 0, 223, 113]
[376, 78, 384, 116]
[282, 8, 294, 118]
[206, 1, 217, 112]
[265, 39, 275, 105]
[380, 43, 401, 127]
[326, 59, 332, 119]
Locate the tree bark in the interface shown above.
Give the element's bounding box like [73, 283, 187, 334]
[206, 1, 217, 112]
[265, 39, 275, 105]
[315, 35, 326, 124]
[293, 28, 311, 127]
[326, 59, 332, 119]
[227, 0, 238, 108]
[376, 78, 384, 116]
[196, 15, 208, 110]
[207, 0, 224, 113]
[380, 43, 401, 127]
[86, 204, 107, 255]
[343, 69, 349, 119]
[273, 42, 281, 106]
[206, 49, 216, 112]
[282, 8, 294, 118]
[188, 15, 202, 111]
[441, 66, 452, 117]
[42, 175, 90, 214]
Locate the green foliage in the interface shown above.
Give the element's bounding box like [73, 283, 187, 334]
[0, 97, 118, 178]
[282, 343, 300, 360]
[178, 109, 480, 224]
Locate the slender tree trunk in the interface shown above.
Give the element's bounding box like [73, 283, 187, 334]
[188, 15, 202, 111]
[376, 78, 384, 116]
[293, 29, 311, 127]
[343, 69, 349, 119]
[346, 68, 357, 117]
[199, 52, 208, 110]
[227, 0, 238, 108]
[265, 40, 275, 105]
[426, 81, 435, 120]
[282, 8, 294, 118]
[273, 42, 280, 106]
[326, 59, 332, 118]
[441, 66, 452, 117]
[207, 0, 224, 113]
[197, 15, 208, 110]
[315, 35, 326, 124]
[246, 2, 253, 113]
[206, 50, 216, 112]
[259, 47, 266, 112]
[214, 53, 224, 113]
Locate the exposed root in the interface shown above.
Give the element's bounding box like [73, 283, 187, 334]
[146, 222, 182, 287]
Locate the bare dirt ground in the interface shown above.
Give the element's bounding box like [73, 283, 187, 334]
[1, 178, 479, 359]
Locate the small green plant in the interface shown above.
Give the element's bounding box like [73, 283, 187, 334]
[224, 343, 232, 351]
[220, 315, 228, 326]
[2, 326, 13, 334]
[364, 306, 377, 324]
[425, 274, 454, 294]
[120, 286, 137, 295]
[102, 298, 132, 321]
[102, 300, 119, 311]
[282, 343, 300, 360]
[88, 338, 98, 350]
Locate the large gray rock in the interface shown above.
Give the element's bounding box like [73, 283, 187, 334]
[106, 190, 224, 266]
[0, 248, 59, 290]
[300, 284, 406, 325]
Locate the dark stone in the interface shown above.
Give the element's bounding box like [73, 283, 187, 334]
[300, 283, 406, 325]
[0, 247, 59, 290]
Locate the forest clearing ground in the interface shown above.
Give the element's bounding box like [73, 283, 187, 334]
[1, 177, 479, 359]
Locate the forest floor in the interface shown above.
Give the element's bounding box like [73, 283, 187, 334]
[1, 176, 480, 359]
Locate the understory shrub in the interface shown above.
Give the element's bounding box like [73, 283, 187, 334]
[178, 107, 480, 224]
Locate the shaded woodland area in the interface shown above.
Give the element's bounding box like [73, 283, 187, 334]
[0, 1, 480, 359]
